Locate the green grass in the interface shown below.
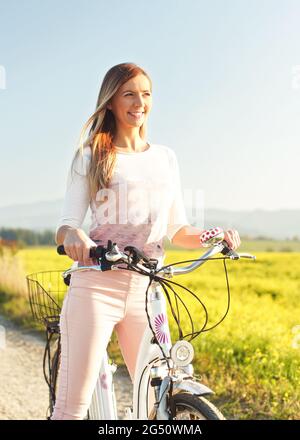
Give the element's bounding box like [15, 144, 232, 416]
[0, 243, 299, 419]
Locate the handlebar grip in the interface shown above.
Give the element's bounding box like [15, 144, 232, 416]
[56, 244, 104, 259]
[57, 245, 66, 255]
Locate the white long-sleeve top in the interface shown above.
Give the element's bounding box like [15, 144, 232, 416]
[56, 142, 189, 266]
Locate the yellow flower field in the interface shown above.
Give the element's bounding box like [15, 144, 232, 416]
[0, 245, 299, 419]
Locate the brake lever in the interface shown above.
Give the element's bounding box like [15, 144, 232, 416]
[237, 253, 256, 260]
[124, 245, 151, 265]
[220, 241, 240, 260]
[220, 242, 256, 260]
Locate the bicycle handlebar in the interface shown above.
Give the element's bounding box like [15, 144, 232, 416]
[57, 239, 256, 278]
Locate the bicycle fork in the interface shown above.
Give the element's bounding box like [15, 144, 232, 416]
[160, 378, 215, 419]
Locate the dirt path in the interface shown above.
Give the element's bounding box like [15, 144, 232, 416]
[0, 314, 132, 420]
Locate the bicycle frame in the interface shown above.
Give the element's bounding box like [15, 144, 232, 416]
[86, 242, 240, 420]
[87, 277, 213, 420]
[86, 276, 167, 420]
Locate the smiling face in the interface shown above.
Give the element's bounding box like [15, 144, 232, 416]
[107, 74, 152, 130]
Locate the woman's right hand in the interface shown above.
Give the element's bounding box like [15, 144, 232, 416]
[63, 228, 98, 266]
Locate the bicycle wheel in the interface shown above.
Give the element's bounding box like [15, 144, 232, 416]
[149, 392, 225, 420]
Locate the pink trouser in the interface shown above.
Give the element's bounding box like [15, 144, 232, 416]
[50, 267, 151, 420]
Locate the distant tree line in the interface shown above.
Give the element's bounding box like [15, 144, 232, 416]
[0, 228, 299, 248]
[0, 227, 56, 247]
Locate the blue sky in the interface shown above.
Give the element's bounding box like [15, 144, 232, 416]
[0, 0, 299, 211]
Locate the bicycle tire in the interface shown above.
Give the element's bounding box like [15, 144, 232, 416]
[149, 391, 226, 420]
[48, 344, 61, 417]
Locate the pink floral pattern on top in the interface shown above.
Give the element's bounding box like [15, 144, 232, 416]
[89, 222, 165, 261]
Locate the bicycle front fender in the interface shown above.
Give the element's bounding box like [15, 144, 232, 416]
[173, 379, 214, 396]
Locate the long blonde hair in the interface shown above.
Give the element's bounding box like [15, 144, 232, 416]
[70, 62, 152, 205]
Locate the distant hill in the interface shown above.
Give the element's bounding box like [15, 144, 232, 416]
[0, 199, 299, 240]
[201, 208, 300, 240]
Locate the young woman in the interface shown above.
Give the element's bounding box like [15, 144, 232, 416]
[51, 62, 241, 420]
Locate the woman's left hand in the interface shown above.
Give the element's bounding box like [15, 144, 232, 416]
[223, 229, 241, 250]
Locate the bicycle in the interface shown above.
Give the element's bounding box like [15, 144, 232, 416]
[26, 228, 255, 420]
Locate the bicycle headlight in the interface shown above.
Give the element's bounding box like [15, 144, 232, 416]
[170, 340, 194, 367]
